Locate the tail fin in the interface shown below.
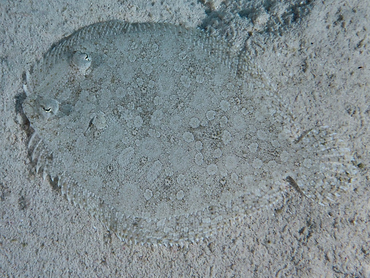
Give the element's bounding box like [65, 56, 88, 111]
[285, 126, 357, 206]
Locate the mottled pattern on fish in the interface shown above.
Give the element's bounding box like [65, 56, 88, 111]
[22, 20, 355, 245]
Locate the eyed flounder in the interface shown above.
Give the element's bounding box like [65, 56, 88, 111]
[22, 20, 355, 245]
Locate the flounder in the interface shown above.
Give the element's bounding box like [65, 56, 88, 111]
[21, 20, 355, 245]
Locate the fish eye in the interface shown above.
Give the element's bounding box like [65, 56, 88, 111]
[42, 105, 52, 112]
[72, 51, 92, 74]
[37, 97, 60, 118]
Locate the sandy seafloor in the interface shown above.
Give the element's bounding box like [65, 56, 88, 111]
[0, 0, 369, 277]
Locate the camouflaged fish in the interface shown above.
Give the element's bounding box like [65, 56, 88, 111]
[21, 20, 355, 245]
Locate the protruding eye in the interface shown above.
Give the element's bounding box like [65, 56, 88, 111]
[42, 106, 52, 112]
[37, 97, 60, 119]
[72, 51, 92, 74]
